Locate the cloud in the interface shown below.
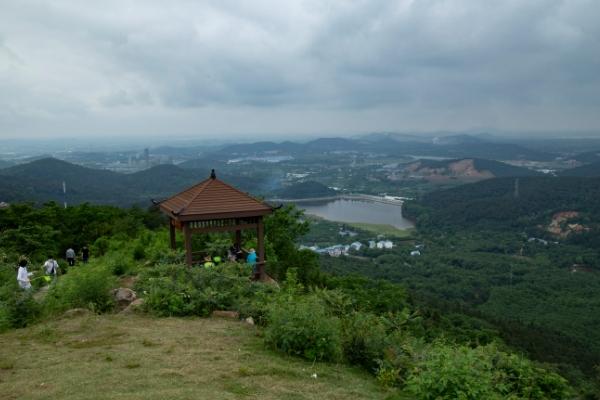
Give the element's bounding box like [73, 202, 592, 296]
[0, 0, 599, 138]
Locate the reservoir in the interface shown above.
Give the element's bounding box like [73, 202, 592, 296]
[295, 198, 414, 229]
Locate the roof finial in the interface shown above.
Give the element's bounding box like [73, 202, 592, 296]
[210, 169, 216, 179]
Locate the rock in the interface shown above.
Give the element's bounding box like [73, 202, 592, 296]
[244, 317, 255, 325]
[211, 310, 240, 319]
[121, 298, 145, 314]
[260, 274, 280, 287]
[113, 288, 137, 306]
[62, 308, 92, 318]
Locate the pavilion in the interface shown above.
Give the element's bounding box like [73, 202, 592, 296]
[158, 170, 273, 278]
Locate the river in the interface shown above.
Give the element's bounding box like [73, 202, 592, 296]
[294, 198, 414, 229]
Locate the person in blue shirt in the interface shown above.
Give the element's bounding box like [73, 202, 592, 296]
[246, 248, 258, 279]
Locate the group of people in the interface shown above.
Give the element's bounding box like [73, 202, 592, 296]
[16, 246, 90, 290]
[201, 245, 260, 279]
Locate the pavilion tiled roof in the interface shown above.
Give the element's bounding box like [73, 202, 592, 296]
[159, 174, 272, 220]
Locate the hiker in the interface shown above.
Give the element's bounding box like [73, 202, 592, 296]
[203, 256, 215, 269]
[81, 246, 89, 264]
[44, 256, 59, 278]
[66, 247, 76, 266]
[246, 248, 259, 280]
[227, 245, 237, 262]
[16, 259, 33, 290]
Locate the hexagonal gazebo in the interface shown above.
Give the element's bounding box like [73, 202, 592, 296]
[158, 170, 273, 277]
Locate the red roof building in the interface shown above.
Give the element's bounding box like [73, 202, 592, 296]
[158, 170, 272, 275]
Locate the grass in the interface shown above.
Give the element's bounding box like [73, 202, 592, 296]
[347, 222, 414, 238]
[0, 314, 389, 400]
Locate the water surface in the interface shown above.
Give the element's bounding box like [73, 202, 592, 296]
[295, 199, 414, 229]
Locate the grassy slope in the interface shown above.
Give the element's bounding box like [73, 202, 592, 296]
[0, 314, 387, 400]
[347, 223, 414, 238]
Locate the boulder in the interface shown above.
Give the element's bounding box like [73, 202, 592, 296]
[113, 288, 137, 306]
[244, 317, 255, 325]
[121, 298, 145, 314]
[211, 310, 240, 319]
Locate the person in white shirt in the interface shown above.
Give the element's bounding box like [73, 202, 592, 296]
[44, 256, 59, 277]
[17, 259, 32, 289]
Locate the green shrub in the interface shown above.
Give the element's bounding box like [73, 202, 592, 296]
[137, 263, 258, 317]
[403, 343, 499, 399]
[0, 264, 42, 330]
[132, 244, 146, 261]
[402, 343, 572, 399]
[0, 304, 10, 332]
[45, 264, 116, 313]
[107, 256, 135, 276]
[93, 237, 110, 256]
[0, 283, 41, 331]
[342, 312, 388, 372]
[264, 294, 342, 362]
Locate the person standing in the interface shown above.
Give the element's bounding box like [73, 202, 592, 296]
[44, 256, 59, 278]
[81, 246, 89, 264]
[66, 247, 76, 266]
[246, 248, 259, 280]
[17, 259, 32, 290]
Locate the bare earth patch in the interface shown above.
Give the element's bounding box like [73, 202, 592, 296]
[0, 315, 388, 400]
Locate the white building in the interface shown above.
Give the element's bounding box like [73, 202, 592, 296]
[376, 240, 394, 249]
[410, 250, 421, 256]
[350, 242, 363, 251]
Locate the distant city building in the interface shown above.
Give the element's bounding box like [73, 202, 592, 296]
[376, 240, 394, 249]
[0, 201, 9, 209]
[369, 240, 376, 249]
[350, 242, 363, 251]
[339, 227, 358, 237]
[410, 250, 421, 257]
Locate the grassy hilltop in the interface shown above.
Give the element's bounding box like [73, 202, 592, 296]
[0, 202, 587, 398]
[0, 315, 384, 400]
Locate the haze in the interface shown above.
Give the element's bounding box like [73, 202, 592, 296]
[1, 0, 599, 140]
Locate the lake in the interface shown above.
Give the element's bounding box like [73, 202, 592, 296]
[295, 198, 414, 229]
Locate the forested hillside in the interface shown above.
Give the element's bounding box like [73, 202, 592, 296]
[560, 161, 600, 177]
[404, 176, 600, 235]
[274, 181, 336, 199]
[0, 202, 582, 398]
[403, 158, 540, 181]
[373, 175, 600, 392]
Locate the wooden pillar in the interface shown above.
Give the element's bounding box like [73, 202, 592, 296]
[235, 229, 242, 249]
[257, 217, 265, 279]
[183, 222, 193, 267]
[169, 219, 176, 250]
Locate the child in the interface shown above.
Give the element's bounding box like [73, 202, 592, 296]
[17, 259, 33, 289]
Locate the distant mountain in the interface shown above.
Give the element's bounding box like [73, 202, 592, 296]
[401, 158, 541, 182]
[177, 135, 555, 163]
[560, 161, 600, 177]
[216, 141, 301, 156]
[0, 158, 268, 206]
[432, 134, 484, 145]
[0, 158, 131, 205]
[0, 159, 14, 169]
[304, 138, 360, 151]
[273, 181, 337, 199]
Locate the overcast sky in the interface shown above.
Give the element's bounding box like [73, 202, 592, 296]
[1, 0, 599, 140]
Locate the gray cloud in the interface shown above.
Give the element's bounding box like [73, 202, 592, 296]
[0, 0, 599, 138]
